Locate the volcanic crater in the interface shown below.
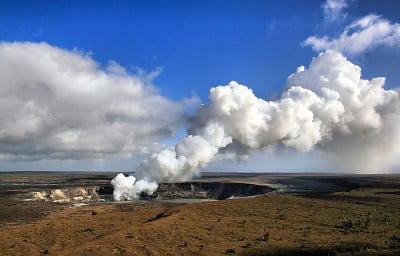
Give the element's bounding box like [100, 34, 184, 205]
[27, 181, 276, 203]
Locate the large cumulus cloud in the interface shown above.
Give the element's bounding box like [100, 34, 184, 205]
[0, 42, 183, 161]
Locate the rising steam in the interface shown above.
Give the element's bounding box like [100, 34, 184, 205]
[112, 50, 400, 201]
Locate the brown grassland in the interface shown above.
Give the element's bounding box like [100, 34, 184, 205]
[0, 173, 399, 256]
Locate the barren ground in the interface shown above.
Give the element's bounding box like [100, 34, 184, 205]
[0, 172, 400, 256]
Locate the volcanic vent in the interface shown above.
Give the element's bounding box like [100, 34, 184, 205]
[100, 181, 275, 201]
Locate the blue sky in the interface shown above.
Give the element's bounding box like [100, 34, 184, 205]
[0, 0, 399, 172]
[2, 0, 398, 101]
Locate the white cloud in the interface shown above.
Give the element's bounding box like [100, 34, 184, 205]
[305, 14, 400, 55]
[0, 42, 183, 161]
[322, 0, 349, 23]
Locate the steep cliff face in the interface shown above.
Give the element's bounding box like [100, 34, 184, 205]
[26, 187, 104, 203]
[136, 182, 275, 200]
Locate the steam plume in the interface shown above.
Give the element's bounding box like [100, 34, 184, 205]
[112, 50, 400, 200]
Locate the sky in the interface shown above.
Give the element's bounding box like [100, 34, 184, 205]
[0, 0, 399, 172]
